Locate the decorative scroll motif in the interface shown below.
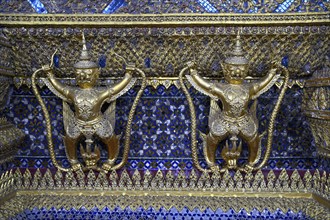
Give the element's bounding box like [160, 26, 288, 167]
[0, 168, 329, 219]
[2, 25, 329, 79]
[303, 67, 330, 157]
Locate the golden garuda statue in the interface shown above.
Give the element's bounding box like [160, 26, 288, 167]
[180, 34, 289, 172]
[32, 33, 146, 172]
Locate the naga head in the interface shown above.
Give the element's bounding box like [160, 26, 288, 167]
[221, 33, 249, 84]
[74, 32, 100, 89]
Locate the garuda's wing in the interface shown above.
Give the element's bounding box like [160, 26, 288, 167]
[104, 100, 116, 129]
[208, 99, 221, 127]
[249, 99, 258, 124]
[251, 74, 281, 100]
[108, 78, 137, 102]
[62, 101, 80, 138]
[186, 75, 219, 101]
[42, 78, 69, 102]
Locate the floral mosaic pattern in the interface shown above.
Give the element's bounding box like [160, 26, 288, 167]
[2, 84, 322, 170]
[11, 207, 311, 220]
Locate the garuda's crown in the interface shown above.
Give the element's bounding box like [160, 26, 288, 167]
[74, 32, 98, 69]
[224, 33, 249, 65]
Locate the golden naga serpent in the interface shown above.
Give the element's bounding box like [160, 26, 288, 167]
[111, 67, 146, 171]
[180, 63, 289, 173]
[179, 66, 211, 173]
[32, 51, 69, 172]
[32, 51, 146, 172]
[253, 64, 289, 171]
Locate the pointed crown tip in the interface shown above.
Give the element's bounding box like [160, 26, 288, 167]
[74, 32, 98, 69]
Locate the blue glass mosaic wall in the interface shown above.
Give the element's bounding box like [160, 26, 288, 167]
[11, 207, 312, 220]
[2, 84, 325, 171]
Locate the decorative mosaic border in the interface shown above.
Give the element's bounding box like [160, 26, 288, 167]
[12, 157, 327, 171]
[7, 206, 314, 220]
[0, 168, 328, 199]
[0, 13, 329, 26]
[0, 168, 329, 219]
[1, 194, 328, 219]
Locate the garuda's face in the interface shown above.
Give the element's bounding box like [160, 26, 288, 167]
[76, 68, 99, 88]
[223, 63, 249, 84]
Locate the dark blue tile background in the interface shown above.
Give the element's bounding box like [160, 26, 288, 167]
[2, 84, 327, 171]
[11, 207, 312, 220]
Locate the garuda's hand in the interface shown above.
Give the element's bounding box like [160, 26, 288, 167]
[186, 61, 196, 69]
[126, 63, 136, 72]
[42, 64, 52, 72]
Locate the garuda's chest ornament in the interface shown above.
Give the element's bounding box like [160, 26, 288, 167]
[180, 33, 289, 173]
[32, 33, 146, 172]
[223, 85, 249, 117]
[74, 89, 99, 120]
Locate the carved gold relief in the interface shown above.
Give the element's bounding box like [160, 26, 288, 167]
[0, 13, 329, 26]
[0, 79, 25, 164]
[303, 68, 330, 157]
[0, 11, 328, 219]
[0, 118, 25, 164]
[0, 168, 329, 219]
[1, 25, 329, 79]
[31, 33, 147, 172]
[180, 33, 289, 172]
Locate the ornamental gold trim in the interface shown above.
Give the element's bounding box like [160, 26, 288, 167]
[2, 26, 328, 78]
[0, 168, 329, 219]
[0, 13, 329, 27]
[0, 168, 328, 199]
[8, 76, 306, 89]
[1, 195, 328, 219]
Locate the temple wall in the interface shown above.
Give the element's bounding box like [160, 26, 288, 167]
[1, 85, 326, 171]
[0, 1, 329, 219]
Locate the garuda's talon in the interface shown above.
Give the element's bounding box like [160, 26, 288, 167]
[243, 164, 254, 172]
[71, 162, 82, 172]
[210, 165, 220, 173]
[102, 162, 113, 171]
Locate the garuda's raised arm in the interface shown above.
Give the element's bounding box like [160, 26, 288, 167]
[250, 63, 280, 100]
[42, 64, 73, 101]
[185, 61, 223, 100]
[100, 63, 136, 102]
